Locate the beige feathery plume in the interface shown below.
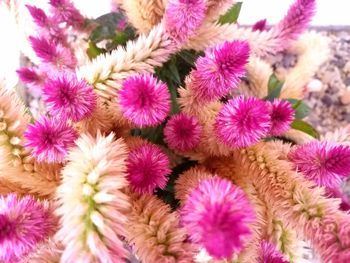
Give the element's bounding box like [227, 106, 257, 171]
[174, 166, 213, 205]
[280, 32, 330, 99]
[78, 24, 176, 101]
[321, 126, 350, 146]
[0, 86, 60, 197]
[127, 194, 196, 262]
[282, 128, 315, 145]
[120, 0, 168, 33]
[56, 133, 130, 262]
[21, 239, 63, 263]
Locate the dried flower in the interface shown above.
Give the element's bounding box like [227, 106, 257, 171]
[215, 96, 271, 148]
[164, 113, 202, 152]
[56, 133, 130, 262]
[127, 143, 171, 194]
[181, 177, 256, 259]
[24, 117, 78, 163]
[288, 141, 350, 188]
[119, 74, 170, 127]
[0, 194, 55, 262]
[191, 41, 250, 102]
[164, 0, 207, 43]
[268, 99, 294, 136]
[43, 73, 97, 122]
[259, 241, 289, 263]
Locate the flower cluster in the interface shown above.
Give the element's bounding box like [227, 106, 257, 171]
[3, 0, 350, 262]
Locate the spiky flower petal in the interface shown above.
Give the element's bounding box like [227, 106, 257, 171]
[17, 67, 44, 90]
[127, 143, 170, 194]
[24, 117, 78, 163]
[43, 74, 97, 122]
[191, 41, 250, 102]
[49, 0, 85, 28]
[119, 74, 170, 127]
[164, 0, 207, 43]
[268, 99, 294, 136]
[215, 96, 271, 148]
[127, 194, 195, 262]
[0, 194, 56, 262]
[21, 239, 63, 263]
[164, 113, 202, 152]
[181, 177, 256, 259]
[288, 141, 350, 187]
[259, 241, 289, 263]
[56, 133, 130, 262]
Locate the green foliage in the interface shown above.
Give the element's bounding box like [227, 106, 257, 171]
[218, 2, 243, 24]
[291, 119, 320, 139]
[287, 99, 311, 119]
[265, 73, 283, 101]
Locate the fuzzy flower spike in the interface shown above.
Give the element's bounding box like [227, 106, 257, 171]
[164, 113, 202, 152]
[43, 73, 97, 122]
[0, 194, 55, 262]
[25, 116, 78, 163]
[119, 74, 171, 127]
[181, 177, 256, 259]
[268, 99, 295, 136]
[127, 143, 171, 194]
[191, 41, 250, 102]
[215, 96, 271, 148]
[288, 141, 350, 188]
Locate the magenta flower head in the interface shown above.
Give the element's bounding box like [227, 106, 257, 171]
[268, 99, 294, 136]
[26, 5, 49, 28]
[164, 113, 202, 152]
[215, 96, 271, 148]
[17, 67, 44, 90]
[29, 36, 76, 69]
[191, 41, 250, 102]
[164, 0, 207, 43]
[43, 73, 97, 122]
[259, 241, 289, 263]
[288, 141, 350, 188]
[181, 177, 255, 259]
[119, 74, 170, 127]
[0, 194, 55, 262]
[25, 116, 78, 163]
[252, 19, 267, 32]
[49, 0, 85, 28]
[127, 143, 171, 194]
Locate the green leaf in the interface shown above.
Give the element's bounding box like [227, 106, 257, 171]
[218, 2, 242, 24]
[86, 41, 106, 59]
[265, 74, 283, 101]
[291, 119, 320, 139]
[286, 99, 311, 119]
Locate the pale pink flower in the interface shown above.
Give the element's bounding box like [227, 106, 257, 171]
[259, 241, 289, 263]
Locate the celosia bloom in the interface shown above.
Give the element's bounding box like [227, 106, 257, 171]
[56, 133, 130, 262]
[17, 67, 44, 90]
[252, 19, 267, 32]
[288, 141, 350, 188]
[49, 0, 85, 28]
[181, 177, 256, 259]
[25, 116, 78, 163]
[164, 0, 206, 43]
[259, 241, 289, 263]
[26, 5, 49, 28]
[164, 113, 202, 152]
[0, 194, 55, 262]
[127, 194, 195, 262]
[268, 99, 294, 136]
[326, 187, 350, 211]
[119, 74, 170, 127]
[127, 143, 171, 194]
[43, 74, 97, 122]
[21, 239, 63, 263]
[191, 41, 250, 102]
[215, 96, 271, 148]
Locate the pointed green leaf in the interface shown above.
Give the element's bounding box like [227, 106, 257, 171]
[218, 2, 243, 24]
[265, 74, 283, 101]
[291, 119, 320, 139]
[86, 41, 106, 59]
[286, 99, 311, 119]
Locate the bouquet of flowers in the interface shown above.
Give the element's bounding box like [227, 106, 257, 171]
[1, 0, 349, 262]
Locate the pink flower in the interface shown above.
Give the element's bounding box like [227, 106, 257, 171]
[17, 67, 44, 90]
[181, 177, 255, 259]
[288, 141, 350, 188]
[43, 73, 97, 122]
[259, 241, 289, 263]
[191, 41, 250, 102]
[26, 5, 49, 28]
[25, 116, 78, 163]
[29, 36, 76, 69]
[215, 96, 271, 148]
[49, 0, 85, 29]
[252, 19, 267, 32]
[268, 99, 294, 136]
[127, 143, 171, 194]
[164, 113, 202, 152]
[0, 194, 55, 262]
[325, 187, 350, 211]
[164, 0, 207, 43]
[119, 74, 170, 127]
